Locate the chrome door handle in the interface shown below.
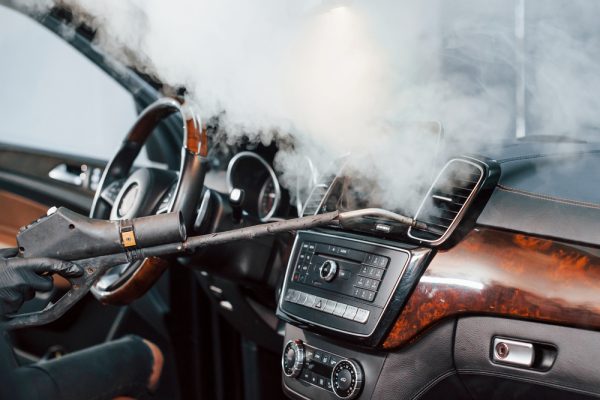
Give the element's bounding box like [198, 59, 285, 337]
[48, 163, 83, 186]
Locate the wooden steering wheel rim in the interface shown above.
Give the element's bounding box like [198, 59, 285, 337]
[89, 97, 207, 305]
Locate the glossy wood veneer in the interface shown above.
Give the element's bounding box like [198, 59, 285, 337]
[383, 228, 600, 349]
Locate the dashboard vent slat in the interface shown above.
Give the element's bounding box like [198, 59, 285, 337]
[408, 159, 484, 244]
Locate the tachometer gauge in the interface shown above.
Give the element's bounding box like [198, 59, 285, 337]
[226, 151, 282, 222]
[258, 177, 279, 220]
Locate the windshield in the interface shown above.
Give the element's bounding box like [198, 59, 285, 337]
[14, 0, 600, 210]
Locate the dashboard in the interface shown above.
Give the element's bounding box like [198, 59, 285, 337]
[269, 143, 600, 400]
[191, 139, 600, 400]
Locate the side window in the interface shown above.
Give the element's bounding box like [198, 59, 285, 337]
[0, 5, 137, 160]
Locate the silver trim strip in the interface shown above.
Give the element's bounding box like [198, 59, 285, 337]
[278, 230, 429, 338]
[408, 158, 485, 245]
[226, 151, 282, 222]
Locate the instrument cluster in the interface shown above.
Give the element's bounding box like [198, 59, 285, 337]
[226, 151, 283, 222]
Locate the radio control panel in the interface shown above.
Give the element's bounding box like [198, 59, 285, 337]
[277, 231, 411, 337]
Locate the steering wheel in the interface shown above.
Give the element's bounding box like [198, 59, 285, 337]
[89, 97, 207, 304]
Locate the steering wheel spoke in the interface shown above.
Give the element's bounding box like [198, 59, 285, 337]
[100, 179, 126, 206]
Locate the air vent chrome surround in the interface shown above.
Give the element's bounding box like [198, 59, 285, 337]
[408, 158, 484, 245]
[301, 182, 331, 216]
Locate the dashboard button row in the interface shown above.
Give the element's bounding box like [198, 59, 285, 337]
[284, 289, 370, 324]
[364, 254, 389, 268]
[358, 265, 385, 280]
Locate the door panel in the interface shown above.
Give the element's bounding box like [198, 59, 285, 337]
[0, 190, 47, 247]
[0, 144, 103, 214]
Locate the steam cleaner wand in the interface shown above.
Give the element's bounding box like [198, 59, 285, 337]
[4, 207, 426, 330]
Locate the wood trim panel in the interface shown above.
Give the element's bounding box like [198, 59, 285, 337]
[93, 257, 170, 305]
[383, 228, 600, 349]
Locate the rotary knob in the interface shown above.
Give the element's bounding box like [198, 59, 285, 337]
[282, 339, 305, 378]
[319, 260, 338, 282]
[332, 359, 363, 399]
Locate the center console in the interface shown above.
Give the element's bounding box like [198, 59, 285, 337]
[277, 230, 432, 399]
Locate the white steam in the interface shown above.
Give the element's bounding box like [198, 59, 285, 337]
[14, 0, 600, 212]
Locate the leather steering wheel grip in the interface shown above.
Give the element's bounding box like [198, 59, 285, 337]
[90, 97, 207, 305]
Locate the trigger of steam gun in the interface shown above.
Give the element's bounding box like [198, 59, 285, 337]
[2, 207, 186, 330]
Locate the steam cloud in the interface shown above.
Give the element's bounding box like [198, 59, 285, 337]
[14, 0, 600, 213]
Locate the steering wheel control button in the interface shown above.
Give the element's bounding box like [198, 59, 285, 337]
[282, 340, 305, 378]
[332, 359, 363, 399]
[319, 260, 338, 282]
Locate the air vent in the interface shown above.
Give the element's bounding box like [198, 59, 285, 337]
[408, 158, 484, 244]
[302, 175, 336, 216]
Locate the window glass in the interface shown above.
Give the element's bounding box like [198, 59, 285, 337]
[0, 5, 137, 160]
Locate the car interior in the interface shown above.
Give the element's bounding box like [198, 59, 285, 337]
[2, 2, 600, 400]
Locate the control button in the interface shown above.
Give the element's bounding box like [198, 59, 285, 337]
[322, 354, 330, 364]
[319, 260, 338, 282]
[339, 269, 350, 279]
[305, 294, 316, 307]
[302, 370, 311, 381]
[329, 355, 338, 367]
[354, 308, 370, 324]
[324, 300, 337, 314]
[282, 340, 305, 378]
[373, 268, 384, 279]
[360, 290, 376, 302]
[359, 265, 369, 276]
[311, 375, 318, 384]
[369, 279, 380, 291]
[343, 306, 358, 320]
[337, 369, 352, 391]
[353, 287, 362, 298]
[313, 297, 324, 310]
[290, 290, 301, 303]
[314, 351, 323, 362]
[292, 274, 300, 282]
[356, 276, 366, 288]
[318, 377, 326, 387]
[297, 292, 308, 305]
[302, 243, 309, 249]
[332, 359, 363, 399]
[333, 303, 347, 317]
[326, 379, 333, 391]
[284, 289, 294, 302]
[308, 244, 315, 251]
[305, 349, 314, 362]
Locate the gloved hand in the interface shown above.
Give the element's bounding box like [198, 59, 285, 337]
[0, 248, 83, 316]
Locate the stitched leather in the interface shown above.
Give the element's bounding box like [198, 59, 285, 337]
[371, 319, 471, 400]
[454, 317, 600, 398]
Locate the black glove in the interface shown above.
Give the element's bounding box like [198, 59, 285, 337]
[0, 248, 83, 316]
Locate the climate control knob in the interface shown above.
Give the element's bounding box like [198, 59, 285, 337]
[282, 339, 305, 378]
[319, 260, 338, 282]
[332, 359, 363, 399]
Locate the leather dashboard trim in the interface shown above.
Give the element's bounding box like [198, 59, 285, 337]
[477, 186, 600, 247]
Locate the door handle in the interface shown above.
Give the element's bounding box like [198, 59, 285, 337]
[48, 163, 83, 186]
